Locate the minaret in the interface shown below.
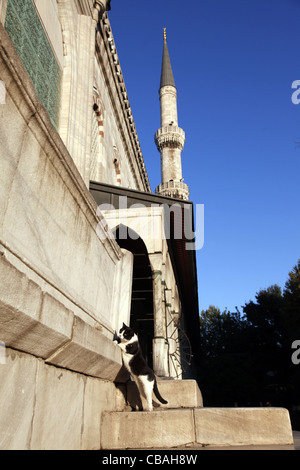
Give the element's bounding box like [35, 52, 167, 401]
[155, 28, 189, 200]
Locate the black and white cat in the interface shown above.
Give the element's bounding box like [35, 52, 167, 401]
[114, 323, 168, 411]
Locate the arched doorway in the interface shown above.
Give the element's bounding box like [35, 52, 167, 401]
[114, 225, 154, 369]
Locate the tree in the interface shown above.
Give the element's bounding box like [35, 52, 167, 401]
[197, 263, 300, 427]
[198, 306, 257, 406]
[243, 285, 284, 350]
[282, 260, 300, 419]
[242, 285, 288, 406]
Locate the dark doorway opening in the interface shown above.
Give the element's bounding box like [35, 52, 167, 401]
[114, 225, 154, 369]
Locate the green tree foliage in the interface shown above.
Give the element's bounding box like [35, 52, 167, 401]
[242, 285, 288, 406]
[198, 260, 300, 427]
[199, 305, 258, 406]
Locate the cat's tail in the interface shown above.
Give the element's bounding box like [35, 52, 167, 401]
[153, 378, 168, 404]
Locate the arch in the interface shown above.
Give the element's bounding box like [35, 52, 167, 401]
[114, 225, 154, 368]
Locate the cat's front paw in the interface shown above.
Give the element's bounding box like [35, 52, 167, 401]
[113, 331, 121, 344]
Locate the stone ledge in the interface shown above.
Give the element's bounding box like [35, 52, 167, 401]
[0, 253, 127, 382]
[101, 409, 195, 450]
[100, 407, 294, 449]
[194, 408, 294, 447]
[126, 379, 203, 410]
[0, 254, 73, 358]
[46, 316, 128, 382]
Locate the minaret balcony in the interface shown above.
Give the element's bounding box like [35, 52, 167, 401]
[155, 125, 185, 150]
[155, 180, 190, 201]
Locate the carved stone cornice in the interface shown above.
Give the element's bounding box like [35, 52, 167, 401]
[93, 0, 111, 20]
[75, 0, 111, 18]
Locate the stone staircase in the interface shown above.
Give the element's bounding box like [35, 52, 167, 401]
[101, 380, 294, 449]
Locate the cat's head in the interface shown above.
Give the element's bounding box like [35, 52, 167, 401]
[119, 323, 136, 343]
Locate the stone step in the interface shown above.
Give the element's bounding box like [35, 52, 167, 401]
[126, 379, 203, 410]
[100, 407, 294, 450]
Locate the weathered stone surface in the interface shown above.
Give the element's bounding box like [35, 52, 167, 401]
[30, 359, 85, 450]
[157, 379, 203, 409]
[126, 379, 203, 410]
[0, 349, 127, 450]
[194, 408, 294, 447]
[0, 20, 131, 384]
[0, 22, 122, 334]
[0, 350, 37, 450]
[101, 409, 195, 449]
[109, 248, 133, 332]
[0, 255, 74, 358]
[82, 377, 125, 450]
[100, 406, 294, 449]
[46, 316, 126, 381]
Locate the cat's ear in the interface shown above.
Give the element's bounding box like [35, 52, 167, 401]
[122, 322, 127, 328]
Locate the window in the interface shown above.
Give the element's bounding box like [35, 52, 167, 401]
[90, 94, 105, 182]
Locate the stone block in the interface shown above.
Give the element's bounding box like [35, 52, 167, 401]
[0, 256, 42, 323]
[126, 379, 203, 410]
[30, 360, 85, 450]
[82, 378, 126, 450]
[46, 316, 126, 381]
[0, 349, 37, 450]
[0, 348, 128, 450]
[39, 292, 74, 354]
[101, 409, 195, 449]
[0, 256, 73, 358]
[194, 408, 294, 447]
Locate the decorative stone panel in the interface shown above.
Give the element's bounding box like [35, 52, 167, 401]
[4, 0, 61, 126]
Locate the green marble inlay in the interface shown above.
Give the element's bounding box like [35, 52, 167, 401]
[5, 0, 61, 126]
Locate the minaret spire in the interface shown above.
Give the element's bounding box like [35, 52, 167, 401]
[160, 29, 176, 90]
[155, 30, 189, 200]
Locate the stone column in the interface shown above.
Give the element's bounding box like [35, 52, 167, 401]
[110, 248, 133, 332]
[150, 254, 167, 377]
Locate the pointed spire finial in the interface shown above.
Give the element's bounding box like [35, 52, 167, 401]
[160, 28, 175, 89]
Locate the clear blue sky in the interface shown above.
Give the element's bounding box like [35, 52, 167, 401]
[109, 0, 300, 314]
